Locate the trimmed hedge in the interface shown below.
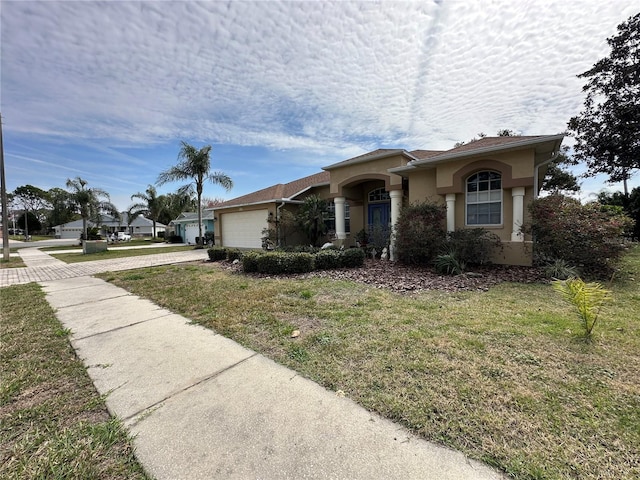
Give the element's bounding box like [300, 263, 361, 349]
[314, 250, 342, 270]
[242, 251, 263, 272]
[232, 248, 367, 274]
[341, 248, 366, 268]
[256, 252, 315, 274]
[227, 248, 243, 262]
[207, 247, 228, 262]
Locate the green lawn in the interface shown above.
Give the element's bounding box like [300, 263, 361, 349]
[0, 283, 150, 480]
[51, 245, 195, 263]
[99, 246, 640, 480]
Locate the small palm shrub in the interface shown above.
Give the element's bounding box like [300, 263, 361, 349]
[552, 277, 611, 341]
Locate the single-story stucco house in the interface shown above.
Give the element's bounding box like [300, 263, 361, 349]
[170, 211, 215, 245]
[54, 213, 166, 240]
[202, 134, 564, 265]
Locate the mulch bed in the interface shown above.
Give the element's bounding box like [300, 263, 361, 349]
[212, 259, 548, 294]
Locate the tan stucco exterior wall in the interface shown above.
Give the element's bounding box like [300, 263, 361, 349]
[327, 155, 406, 196]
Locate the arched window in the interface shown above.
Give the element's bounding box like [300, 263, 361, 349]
[466, 171, 502, 225]
[368, 187, 390, 202]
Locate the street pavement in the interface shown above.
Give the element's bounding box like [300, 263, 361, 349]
[3, 245, 506, 479]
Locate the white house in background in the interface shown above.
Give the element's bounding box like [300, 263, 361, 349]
[53, 213, 166, 240]
[169, 211, 215, 245]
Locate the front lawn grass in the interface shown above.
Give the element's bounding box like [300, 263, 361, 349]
[51, 245, 194, 263]
[0, 257, 25, 268]
[99, 247, 640, 480]
[0, 283, 149, 479]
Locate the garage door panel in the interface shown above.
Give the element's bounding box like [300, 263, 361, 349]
[221, 210, 267, 249]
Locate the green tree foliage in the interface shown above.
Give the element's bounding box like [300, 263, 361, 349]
[130, 185, 165, 238]
[12, 185, 50, 238]
[156, 192, 197, 226]
[568, 13, 640, 191]
[157, 142, 232, 246]
[527, 194, 630, 278]
[395, 201, 447, 265]
[295, 195, 329, 247]
[65, 177, 119, 242]
[16, 211, 42, 234]
[597, 187, 640, 239]
[541, 146, 580, 194]
[46, 187, 76, 230]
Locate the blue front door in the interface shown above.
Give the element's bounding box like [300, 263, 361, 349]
[368, 203, 390, 229]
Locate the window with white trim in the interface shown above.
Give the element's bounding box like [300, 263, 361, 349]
[325, 202, 350, 233]
[466, 171, 502, 225]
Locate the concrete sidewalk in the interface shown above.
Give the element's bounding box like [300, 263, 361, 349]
[9, 247, 505, 479]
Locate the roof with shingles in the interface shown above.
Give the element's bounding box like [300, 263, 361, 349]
[213, 171, 330, 209]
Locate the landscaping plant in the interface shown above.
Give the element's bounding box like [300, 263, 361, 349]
[552, 277, 611, 340]
[395, 201, 447, 265]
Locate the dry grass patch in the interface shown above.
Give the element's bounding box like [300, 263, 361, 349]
[0, 283, 149, 480]
[98, 247, 640, 480]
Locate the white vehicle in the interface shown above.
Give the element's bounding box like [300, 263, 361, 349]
[117, 231, 132, 241]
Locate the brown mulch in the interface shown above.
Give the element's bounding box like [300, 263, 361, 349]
[211, 259, 548, 294]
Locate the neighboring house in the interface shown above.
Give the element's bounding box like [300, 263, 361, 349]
[53, 214, 166, 239]
[208, 135, 565, 265]
[170, 211, 215, 245]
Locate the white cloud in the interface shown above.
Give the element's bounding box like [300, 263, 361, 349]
[2, 0, 639, 175]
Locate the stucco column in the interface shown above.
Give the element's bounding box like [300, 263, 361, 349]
[334, 196, 346, 240]
[511, 187, 525, 241]
[445, 193, 456, 233]
[389, 190, 403, 261]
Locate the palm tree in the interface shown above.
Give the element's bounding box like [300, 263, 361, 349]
[130, 185, 165, 238]
[65, 177, 119, 242]
[157, 141, 232, 246]
[296, 194, 329, 247]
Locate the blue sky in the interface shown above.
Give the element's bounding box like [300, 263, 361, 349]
[2, 0, 639, 211]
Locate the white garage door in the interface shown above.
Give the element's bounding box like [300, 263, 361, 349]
[184, 224, 200, 244]
[221, 210, 268, 248]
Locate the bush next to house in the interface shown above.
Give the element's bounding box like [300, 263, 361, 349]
[395, 201, 447, 265]
[226, 248, 243, 262]
[443, 228, 502, 266]
[341, 247, 366, 268]
[167, 234, 183, 244]
[527, 194, 631, 278]
[207, 247, 228, 262]
[314, 249, 342, 270]
[256, 252, 315, 274]
[242, 251, 263, 272]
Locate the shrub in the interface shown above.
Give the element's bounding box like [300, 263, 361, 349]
[242, 251, 263, 272]
[444, 228, 502, 265]
[341, 248, 365, 268]
[527, 195, 630, 278]
[395, 201, 447, 265]
[543, 259, 579, 280]
[207, 247, 227, 262]
[434, 252, 466, 275]
[552, 277, 611, 341]
[167, 234, 183, 244]
[226, 249, 243, 262]
[256, 252, 314, 274]
[314, 250, 342, 270]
